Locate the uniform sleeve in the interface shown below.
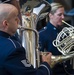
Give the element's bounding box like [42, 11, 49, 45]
[4, 47, 52, 75]
[39, 31, 47, 51]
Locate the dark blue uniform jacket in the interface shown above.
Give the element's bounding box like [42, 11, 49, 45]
[39, 22, 74, 75]
[39, 22, 62, 55]
[0, 31, 51, 75]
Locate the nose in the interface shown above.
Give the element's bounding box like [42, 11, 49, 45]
[62, 14, 64, 19]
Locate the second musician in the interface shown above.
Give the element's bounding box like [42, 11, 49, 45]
[39, 2, 74, 75]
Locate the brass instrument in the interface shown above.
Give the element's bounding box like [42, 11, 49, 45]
[18, 0, 51, 68]
[18, 0, 74, 68]
[51, 20, 74, 68]
[53, 20, 74, 55]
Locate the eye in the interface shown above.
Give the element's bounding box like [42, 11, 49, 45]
[58, 13, 64, 16]
[15, 17, 19, 21]
[58, 13, 62, 16]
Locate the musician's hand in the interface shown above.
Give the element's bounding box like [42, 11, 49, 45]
[42, 52, 52, 65]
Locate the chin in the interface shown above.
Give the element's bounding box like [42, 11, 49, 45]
[58, 22, 62, 26]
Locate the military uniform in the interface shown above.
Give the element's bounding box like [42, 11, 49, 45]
[0, 31, 51, 75]
[39, 22, 74, 75]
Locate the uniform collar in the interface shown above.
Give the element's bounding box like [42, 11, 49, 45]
[0, 31, 11, 38]
[47, 22, 62, 32]
[47, 22, 57, 30]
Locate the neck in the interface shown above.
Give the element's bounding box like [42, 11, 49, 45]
[50, 20, 58, 27]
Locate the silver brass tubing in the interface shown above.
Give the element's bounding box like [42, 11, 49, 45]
[62, 20, 72, 27]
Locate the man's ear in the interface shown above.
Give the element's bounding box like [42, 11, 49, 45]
[2, 20, 8, 27]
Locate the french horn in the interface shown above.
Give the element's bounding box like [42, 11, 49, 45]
[53, 20, 74, 55]
[51, 20, 74, 68]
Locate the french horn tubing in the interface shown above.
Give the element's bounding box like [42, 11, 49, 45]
[53, 20, 74, 55]
[51, 20, 74, 68]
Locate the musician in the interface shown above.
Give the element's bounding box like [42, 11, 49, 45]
[0, 4, 52, 75]
[0, 0, 23, 43]
[39, 2, 74, 75]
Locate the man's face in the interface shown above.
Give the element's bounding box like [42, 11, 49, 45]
[50, 7, 64, 27]
[7, 8, 19, 35]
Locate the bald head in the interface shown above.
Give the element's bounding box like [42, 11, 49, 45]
[0, 4, 18, 23]
[0, 4, 19, 35]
